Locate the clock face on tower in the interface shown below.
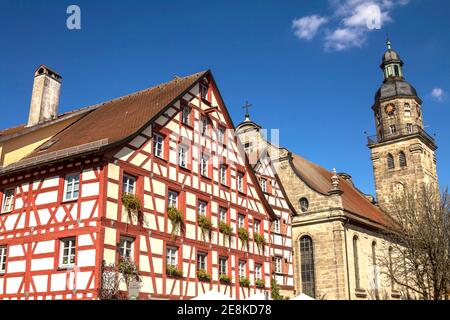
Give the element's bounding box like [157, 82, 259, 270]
[384, 103, 396, 116]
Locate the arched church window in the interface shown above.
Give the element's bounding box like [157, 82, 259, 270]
[353, 236, 361, 289]
[399, 151, 407, 167]
[300, 236, 315, 298]
[299, 197, 309, 213]
[387, 154, 395, 169]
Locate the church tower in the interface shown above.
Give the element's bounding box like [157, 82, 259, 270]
[368, 39, 438, 212]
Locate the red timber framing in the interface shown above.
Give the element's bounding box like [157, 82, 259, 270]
[0, 71, 287, 300]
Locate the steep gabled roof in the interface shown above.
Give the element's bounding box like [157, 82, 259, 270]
[290, 153, 393, 228]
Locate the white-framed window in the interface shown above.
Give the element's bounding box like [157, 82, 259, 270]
[244, 142, 253, 153]
[197, 252, 207, 271]
[0, 246, 7, 273]
[219, 257, 227, 275]
[274, 256, 282, 274]
[59, 237, 76, 268]
[238, 260, 246, 278]
[200, 154, 209, 177]
[153, 133, 164, 158]
[181, 106, 191, 125]
[255, 263, 262, 280]
[238, 214, 245, 228]
[122, 174, 136, 194]
[220, 165, 227, 185]
[237, 172, 244, 192]
[198, 200, 207, 216]
[217, 126, 225, 145]
[64, 173, 80, 201]
[166, 246, 178, 267]
[219, 207, 227, 222]
[200, 82, 208, 100]
[178, 144, 188, 168]
[254, 219, 260, 233]
[389, 125, 397, 135]
[260, 178, 267, 193]
[404, 103, 411, 117]
[200, 116, 208, 136]
[407, 123, 413, 133]
[168, 191, 178, 208]
[119, 236, 134, 258]
[1, 188, 14, 213]
[273, 219, 280, 233]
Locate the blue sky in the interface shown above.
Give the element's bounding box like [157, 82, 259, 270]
[0, 0, 449, 195]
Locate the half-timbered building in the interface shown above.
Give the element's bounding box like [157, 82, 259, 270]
[0, 66, 288, 300]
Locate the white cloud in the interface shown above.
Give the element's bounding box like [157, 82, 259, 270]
[293, 0, 410, 51]
[292, 15, 328, 40]
[431, 88, 447, 102]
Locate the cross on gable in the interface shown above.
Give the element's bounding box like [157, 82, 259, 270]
[242, 101, 252, 119]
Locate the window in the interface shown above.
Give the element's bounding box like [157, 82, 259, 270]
[273, 219, 280, 233]
[168, 191, 178, 208]
[300, 236, 315, 297]
[255, 264, 262, 280]
[220, 165, 227, 185]
[399, 151, 407, 167]
[244, 142, 253, 153]
[254, 219, 260, 233]
[404, 103, 411, 117]
[197, 253, 207, 271]
[198, 200, 207, 216]
[200, 116, 208, 136]
[274, 257, 282, 274]
[181, 106, 191, 125]
[389, 125, 397, 135]
[237, 172, 244, 192]
[299, 197, 309, 213]
[219, 257, 227, 275]
[219, 207, 227, 222]
[217, 126, 225, 145]
[59, 237, 76, 268]
[407, 123, 413, 134]
[371, 241, 377, 266]
[200, 82, 208, 100]
[0, 246, 7, 273]
[166, 247, 178, 267]
[1, 189, 14, 213]
[238, 260, 246, 278]
[200, 154, 209, 177]
[122, 174, 136, 194]
[63, 174, 80, 201]
[387, 153, 395, 170]
[353, 236, 361, 289]
[178, 144, 188, 168]
[119, 236, 134, 258]
[238, 214, 245, 228]
[153, 133, 164, 158]
[260, 178, 267, 193]
[394, 65, 400, 77]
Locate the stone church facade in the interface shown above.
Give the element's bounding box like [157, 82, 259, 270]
[237, 40, 439, 300]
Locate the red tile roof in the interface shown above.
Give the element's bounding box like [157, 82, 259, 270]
[290, 153, 393, 227]
[20, 71, 208, 160]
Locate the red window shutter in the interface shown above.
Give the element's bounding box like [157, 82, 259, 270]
[282, 258, 289, 275]
[281, 219, 287, 234]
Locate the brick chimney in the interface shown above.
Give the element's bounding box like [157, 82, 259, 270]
[27, 65, 62, 127]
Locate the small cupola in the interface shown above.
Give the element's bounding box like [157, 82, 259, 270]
[27, 65, 62, 127]
[380, 38, 404, 81]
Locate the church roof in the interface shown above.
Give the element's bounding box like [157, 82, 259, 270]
[289, 153, 394, 228]
[375, 79, 419, 102]
[0, 70, 208, 173]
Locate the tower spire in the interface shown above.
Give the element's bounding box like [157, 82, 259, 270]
[386, 34, 392, 51]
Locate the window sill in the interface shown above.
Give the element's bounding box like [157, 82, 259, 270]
[178, 165, 191, 173]
[154, 155, 167, 163]
[62, 198, 78, 204]
[200, 175, 211, 181]
[220, 183, 230, 189]
[181, 123, 194, 130]
[57, 266, 75, 271]
[0, 272, 5, 276]
[238, 191, 247, 196]
[1, 210, 12, 214]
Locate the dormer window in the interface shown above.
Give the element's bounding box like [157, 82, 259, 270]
[181, 106, 191, 125]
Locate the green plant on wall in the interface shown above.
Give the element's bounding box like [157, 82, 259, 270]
[219, 274, 231, 284]
[239, 277, 250, 287]
[166, 265, 183, 277]
[198, 214, 212, 233]
[197, 269, 211, 282]
[271, 277, 285, 300]
[219, 221, 232, 236]
[238, 227, 249, 245]
[122, 193, 142, 223]
[254, 233, 266, 248]
[117, 256, 140, 287]
[168, 206, 184, 238]
[255, 278, 265, 288]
